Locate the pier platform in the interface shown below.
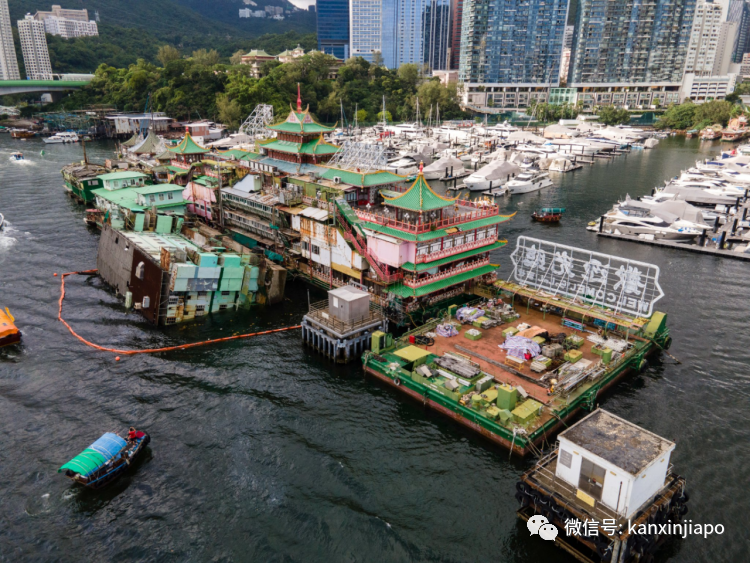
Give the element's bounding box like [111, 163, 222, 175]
[595, 231, 750, 261]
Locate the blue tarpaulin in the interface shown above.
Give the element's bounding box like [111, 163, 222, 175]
[88, 433, 127, 459]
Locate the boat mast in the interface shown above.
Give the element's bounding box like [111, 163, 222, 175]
[382, 96, 387, 128]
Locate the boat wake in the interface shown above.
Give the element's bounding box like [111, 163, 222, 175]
[0, 222, 18, 255]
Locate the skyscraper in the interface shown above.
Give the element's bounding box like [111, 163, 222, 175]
[728, 0, 750, 63]
[318, 0, 350, 59]
[685, 1, 736, 77]
[350, 0, 452, 70]
[449, 0, 463, 70]
[569, 0, 696, 85]
[0, 0, 20, 80]
[459, 0, 570, 85]
[18, 14, 53, 80]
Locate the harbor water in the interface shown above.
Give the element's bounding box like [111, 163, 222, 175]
[0, 136, 748, 561]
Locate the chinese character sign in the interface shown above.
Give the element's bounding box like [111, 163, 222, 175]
[510, 237, 664, 317]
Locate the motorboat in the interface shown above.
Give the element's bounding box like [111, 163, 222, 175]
[10, 129, 34, 139]
[422, 156, 465, 180]
[602, 206, 701, 241]
[0, 307, 21, 347]
[43, 132, 80, 144]
[506, 170, 554, 195]
[9, 151, 23, 161]
[548, 158, 581, 172]
[464, 160, 522, 192]
[59, 429, 150, 489]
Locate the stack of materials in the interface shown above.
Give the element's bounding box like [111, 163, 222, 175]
[500, 335, 541, 360]
[456, 306, 485, 323]
[436, 323, 459, 337]
[542, 343, 564, 359]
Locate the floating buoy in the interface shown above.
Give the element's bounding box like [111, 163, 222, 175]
[115, 356, 120, 361]
[53, 273, 58, 277]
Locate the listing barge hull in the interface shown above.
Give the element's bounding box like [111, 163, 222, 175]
[364, 340, 660, 457]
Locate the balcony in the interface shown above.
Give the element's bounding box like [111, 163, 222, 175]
[403, 256, 490, 289]
[415, 236, 498, 264]
[353, 200, 499, 235]
[170, 160, 191, 170]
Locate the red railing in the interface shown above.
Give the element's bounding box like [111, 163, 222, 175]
[170, 160, 191, 170]
[335, 207, 403, 284]
[414, 236, 498, 264]
[353, 206, 498, 235]
[403, 257, 490, 288]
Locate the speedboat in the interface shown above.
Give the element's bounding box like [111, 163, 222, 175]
[44, 132, 79, 144]
[506, 170, 553, 194]
[385, 155, 419, 176]
[9, 151, 23, 161]
[602, 205, 703, 240]
[0, 307, 21, 347]
[59, 429, 150, 489]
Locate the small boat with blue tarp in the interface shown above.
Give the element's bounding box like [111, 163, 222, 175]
[59, 430, 150, 489]
[531, 207, 565, 223]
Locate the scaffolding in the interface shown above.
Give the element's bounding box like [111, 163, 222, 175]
[327, 141, 388, 173]
[239, 104, 274, 138]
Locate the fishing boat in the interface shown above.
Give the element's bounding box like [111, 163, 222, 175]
[9, 151, 23, 161]
[58, 430, 150, 489]
[531, 207, 565, 222]
[0, 307, 21, 347]
[10, 129, 35, 139]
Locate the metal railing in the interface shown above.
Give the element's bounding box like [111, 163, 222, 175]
[403, 257, 490, 288]
[353, 206, 499, 234]
[415, 237, 498, 263]
[306, 299, 384, 334]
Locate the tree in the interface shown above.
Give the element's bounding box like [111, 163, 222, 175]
[356, 109, 367, 123]
[157, 45, 181, 66]
[655, 102, 696, 129]
[377, 110, 392, 123]
[397, 63, 420, 90]
[693, 100, 733, 128]
[598, 105, 631, 126]
[216, 93, 243, 129]
[230, 49, 245, 65]
[192, 49, 221, 66]
[372, 51, 384, 67]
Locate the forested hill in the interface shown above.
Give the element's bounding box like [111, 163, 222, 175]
[7, 0, 317, 74]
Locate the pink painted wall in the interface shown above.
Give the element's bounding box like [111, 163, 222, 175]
[367, 237, 416, 267]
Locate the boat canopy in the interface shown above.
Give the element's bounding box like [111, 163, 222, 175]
[539, 207, 566, 213]
[58, 433, 127, 476]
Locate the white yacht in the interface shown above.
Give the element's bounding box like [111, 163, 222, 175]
[44, 132, 79, 144]
[506, 170, 554, 194]
[385, 155, 419, 176]
[603, 206, 702, 241]
[422, 156, 465, 180]
[464, 160, 522, 192]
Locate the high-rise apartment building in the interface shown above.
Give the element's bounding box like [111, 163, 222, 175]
[685, 0, 736, 77]
[0, 0, 20, 80]
[449, 0, 463, 69]
[18, 15, 53, 80]
[40, 17, 98, 38]
[728, 0, 750, 62]
[318, 0, 350, 59]
[350, 0, 451, 70]
[458, 0, 569, 85]
[569, 0, 696, 86]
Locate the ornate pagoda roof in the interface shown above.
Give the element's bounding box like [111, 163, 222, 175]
[268, 105, 335, 135]
[121, 133, 140, 147]
[131, 129, 166, 155]
[382, 171, 457, 212]
[169, 132, 209, 155]
[260, 134, 339, 156]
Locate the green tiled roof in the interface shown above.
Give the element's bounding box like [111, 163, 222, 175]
[244, 49, 272, 57]
[167, 165, 190, 175]
[121, 133, 139, 147]
[193, 175, 218, 187]
[132, 184, 184, 195]
[219, 149, 252, 159]
[169, 133, 209, 155]
[401, 241, 505, 272]
[388, 265, 498, 298]
[321, 168, 405, 187]
[382, 173, 457, 212]
[262, 137, 339, 155]
[239, 152, 263, 161]
[98, 171, 148, 181]
[92, 187, 185, 214]
[361, 214, 514, 242]
[267, 108, 335, 134]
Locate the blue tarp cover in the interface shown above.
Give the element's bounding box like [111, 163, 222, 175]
[88, 433, 127, 460]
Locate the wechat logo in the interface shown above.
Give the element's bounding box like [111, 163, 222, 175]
[528, 515, 559, 542]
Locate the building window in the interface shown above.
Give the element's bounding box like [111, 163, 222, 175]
[197, 291, 208, 297]
[168, 192, 174, 200]
[159, 194, 165, 201]
[312, 244, 320, 255]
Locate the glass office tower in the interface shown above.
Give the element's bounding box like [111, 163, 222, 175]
[569, 0, 697, 85]
[318, 0, 350, 59]
[458, 0, 570, 85]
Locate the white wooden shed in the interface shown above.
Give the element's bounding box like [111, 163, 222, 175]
[555, 409, 675, 519]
